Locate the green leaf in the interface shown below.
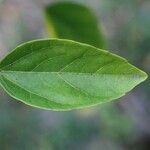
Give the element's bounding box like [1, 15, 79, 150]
[0, 39, 147, 110]
[44, 2, 105, 48]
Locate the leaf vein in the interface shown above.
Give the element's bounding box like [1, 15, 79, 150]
[1, 46, 50, 70]
[1, 75, 69, 106]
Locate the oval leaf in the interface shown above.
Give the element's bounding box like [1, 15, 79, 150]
[44, 2, 105, 48]
[0, 39, 147, 110]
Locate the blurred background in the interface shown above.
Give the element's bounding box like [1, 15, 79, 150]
[0, 0, 149, 149]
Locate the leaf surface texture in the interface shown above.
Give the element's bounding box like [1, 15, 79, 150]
[0, 39, 147, 110]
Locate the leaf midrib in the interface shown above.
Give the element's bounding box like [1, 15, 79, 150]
[0, 69, 144, 78]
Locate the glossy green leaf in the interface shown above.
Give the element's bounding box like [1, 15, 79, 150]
[0, 39, 147, 110]
[44, 2, 105, 48]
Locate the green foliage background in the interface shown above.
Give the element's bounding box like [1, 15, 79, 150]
[0, 0, 150, 150]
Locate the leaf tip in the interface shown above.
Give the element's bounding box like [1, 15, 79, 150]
[136, 67, 148, 84]
[140, 70, 148, 82]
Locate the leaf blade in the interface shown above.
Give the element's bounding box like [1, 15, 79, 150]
[44, 2, 105, 48]
[0, 39, 147, 110]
